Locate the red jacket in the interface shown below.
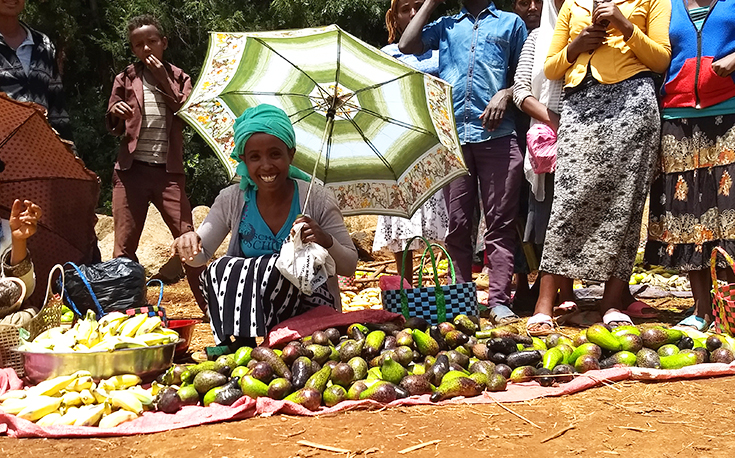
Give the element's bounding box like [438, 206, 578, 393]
[106, 62, 191, 174]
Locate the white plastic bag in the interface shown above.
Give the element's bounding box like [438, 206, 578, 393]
[276, 222, 336, 295]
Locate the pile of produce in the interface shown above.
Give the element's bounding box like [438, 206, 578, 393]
[0, 372, 154, 427]
[151, 316, 735, 413]
[18, 310, 179, 352]
[340, 287, 382, 310]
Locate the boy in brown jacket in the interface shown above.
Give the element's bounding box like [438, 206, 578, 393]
[106, 14, 205, 313]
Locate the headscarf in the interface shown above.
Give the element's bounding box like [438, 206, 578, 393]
[231, 104, 311, 198]
[385, 0, 402, 44]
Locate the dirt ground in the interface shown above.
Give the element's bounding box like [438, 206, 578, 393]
[2, 279, 735, 457]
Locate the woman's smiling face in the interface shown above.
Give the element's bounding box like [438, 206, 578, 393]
[241, 133, 296, 192]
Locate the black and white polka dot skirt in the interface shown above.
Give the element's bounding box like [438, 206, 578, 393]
[200, 254, 333, 344]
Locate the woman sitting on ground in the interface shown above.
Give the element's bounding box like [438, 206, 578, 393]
[0, 199, 41, 326]
[171, 104, 358, 348]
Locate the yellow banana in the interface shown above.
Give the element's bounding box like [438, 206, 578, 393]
[136, 315, 162, 337]
[99, 311, 127, 328]
[109, 390, 144, 415]
[115, 336, 148, 348]
[31, 327, 64, 344]
[135, 333, 170, 346]
[91, 387, 109, 404]
[0, 397, 31, 415]
[73, 343, 91, 352]
[117, 314, 147, 337]
[98, 409, 139, 428]
[54, 406, 80, 425]
[104, 374, 142, 390]
[16, 396, 63, 422]
[61, 391, 83, 408]
[36, 411, 63, 427]
[26, 374, 77, 397]
[79, 389, 96, 405]
[66, 375, 94, 392]
[127, 386, 154, 407]
[0, 390, 27, 402]
[72, 403, 107, 427]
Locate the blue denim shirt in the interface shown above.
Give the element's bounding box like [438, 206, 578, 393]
[422, 4, 527, 144]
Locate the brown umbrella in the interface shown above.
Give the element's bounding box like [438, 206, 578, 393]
[0, 93, 100, 307]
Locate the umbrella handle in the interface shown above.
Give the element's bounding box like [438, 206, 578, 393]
[302, 113, 336, 212]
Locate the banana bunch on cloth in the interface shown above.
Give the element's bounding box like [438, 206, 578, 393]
[18, 310, 179, 352]
[341, 287, 382, 311]
[0, 371, 153, 427]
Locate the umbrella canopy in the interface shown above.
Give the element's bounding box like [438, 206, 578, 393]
[0, 93, 100, 307]
[179, 25, 467, 218]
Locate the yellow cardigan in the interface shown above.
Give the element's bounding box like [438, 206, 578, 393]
[544, 0, 672, 88]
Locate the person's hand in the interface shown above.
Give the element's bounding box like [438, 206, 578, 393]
[144, 54, 169, 85]
[171, 231, 202, 262]
[547, 110, 560, 133]
[712, 53, 735, 77]
[593, 1, 634, 39]
[9, 199, 41, 241]
[481, 89, 511, 131]
[566, 23, 607, 62]
[110, 101, 134, 120]
[294, 215, 333, 249]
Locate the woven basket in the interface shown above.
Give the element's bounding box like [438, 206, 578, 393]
[0, 265, 64, 376]
[711, 248, 735, 336]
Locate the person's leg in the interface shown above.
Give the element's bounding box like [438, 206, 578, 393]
[152, 170, 207, 314]
[682, 269, 713, 327]
[599, 277, 634, 326]
[477, 136, 524, 308]
[558, 277, 575, 303]
[444, 143, 479, 284]
[112, 166, 152, 261]
[526, 271, 566, 335]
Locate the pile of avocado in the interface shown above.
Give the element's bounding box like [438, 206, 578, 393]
[151, 316, 735, 413]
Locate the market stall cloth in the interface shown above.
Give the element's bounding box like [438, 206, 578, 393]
[178, 25, 467, 218]
[0, 93, 100, 307]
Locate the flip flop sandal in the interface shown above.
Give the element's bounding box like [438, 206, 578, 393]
[602, 309, 634, 327]
[677, 314, 710, 332]
[488, 304, 521, 326]
[553, 301, 578, 317]
[624, 300, 657, 319]
[526, 313, 556, 336]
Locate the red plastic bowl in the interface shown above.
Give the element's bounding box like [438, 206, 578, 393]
[167, 319, 201, 357]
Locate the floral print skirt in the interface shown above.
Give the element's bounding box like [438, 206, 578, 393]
[372, 190, 448, 253]
[539, 77, 660, 281]
[645, 113, 735, 271]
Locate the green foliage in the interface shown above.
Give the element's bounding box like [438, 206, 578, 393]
[20, 0, 516, 212]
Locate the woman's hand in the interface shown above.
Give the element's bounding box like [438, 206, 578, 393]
[547, 110, 561, 133]
[593, 1, 634, 39]
[294, 215, 333, 249]
[9, 199, 41, 241]
[566, 23, 607, 62]
[171, 231, 202, 262]
[712, 53, 735, 77]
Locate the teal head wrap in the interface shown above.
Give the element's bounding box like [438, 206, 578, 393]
[231, 104, 310, 197]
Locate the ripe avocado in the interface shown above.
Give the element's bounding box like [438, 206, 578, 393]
[574, 355, 600, 373]
[618, 333, 644, 353]
[323, 385, 347, 407]
[347, 357, 369, 381]
[636, 348, 661, 369]
[640, 328, 669, 350]
[551, 364, 575, 383]
[486, 373, 507, 392]
[657, 344, 679, 357]
[399, 374, 433, 396]
[267, 378, 293, 400]
[193, 370, 228, 395]
[509, 365, 536, 383]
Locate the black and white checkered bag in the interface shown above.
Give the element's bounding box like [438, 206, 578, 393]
[382, 237, 478, 324]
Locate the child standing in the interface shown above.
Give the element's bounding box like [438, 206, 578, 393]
[106, 15, 205, 314]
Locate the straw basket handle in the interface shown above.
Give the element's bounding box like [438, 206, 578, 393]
[710, 247, 735, 288]
[44, 264, 64, 307]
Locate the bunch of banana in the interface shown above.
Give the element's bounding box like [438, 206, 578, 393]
[0, 372, 154, 428]
[19, 310, 179, 353]
[341, 287, 382, 311]
[629, 266, 692, 291]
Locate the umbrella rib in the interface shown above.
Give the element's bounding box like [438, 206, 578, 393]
[339, 103, 435, 136]
[252, 37, 332, 100]
[349, 71, 423, 96]
[342, 112, 398, 179]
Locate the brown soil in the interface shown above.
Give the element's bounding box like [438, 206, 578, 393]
[2, 279, 734, 457]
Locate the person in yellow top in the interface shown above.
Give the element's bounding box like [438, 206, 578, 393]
[526, 0, 671, 335]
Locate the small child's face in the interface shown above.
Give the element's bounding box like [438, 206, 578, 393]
[130, 24, 168, 64]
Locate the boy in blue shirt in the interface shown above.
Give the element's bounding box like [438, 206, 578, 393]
[400, 0, 527, 323]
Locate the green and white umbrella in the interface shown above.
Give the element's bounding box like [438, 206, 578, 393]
[179, 25, 467, 218]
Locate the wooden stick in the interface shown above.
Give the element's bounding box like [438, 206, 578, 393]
[297, 440, 351, 453]
[368, 265, 386, 279]
[615, 426, 656, 433]
[540, 424, 575, 443]
[484, 393, 542, 429]
[365, 259, 396, 267]
[397, 440, 441, 454]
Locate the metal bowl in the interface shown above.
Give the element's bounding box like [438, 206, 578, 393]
[13, 339, 180, 384]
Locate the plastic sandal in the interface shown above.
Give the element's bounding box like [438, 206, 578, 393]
[553, 300, 578, 316]
[602, 308, 634, 326]
[677, 314, 710, 332]
[624, 300, 657, 318]
[489, 304, 520, 325]
[526, 313, 556, 336]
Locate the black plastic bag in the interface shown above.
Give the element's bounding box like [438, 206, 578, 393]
[60, 257, 147, 317]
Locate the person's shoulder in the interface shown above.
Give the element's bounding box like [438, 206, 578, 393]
[164, 61, 190, 79]
[218, 183, 243, 199]
[24, 23, 55, 53]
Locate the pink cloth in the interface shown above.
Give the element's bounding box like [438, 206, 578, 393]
[378, 275, 412, 291]
[264, 306, 403, 348]
[526, 123, 557, 174]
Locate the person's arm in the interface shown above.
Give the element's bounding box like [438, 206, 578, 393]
[593, 0, 672, 73]
[545, 4, 607, 80]
[713, 51, 735, 77]
[178, 187, 235, 267]
[105, 72, 129, 137]
[513, 30, 537, 108]
[398, 0, 444, 55]
[309, 188, 358, 278]
[149, 62, 193, 112]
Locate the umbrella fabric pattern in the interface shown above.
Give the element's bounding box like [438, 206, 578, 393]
[0, 93, 100, 307]
[179, 25, 467, 218]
